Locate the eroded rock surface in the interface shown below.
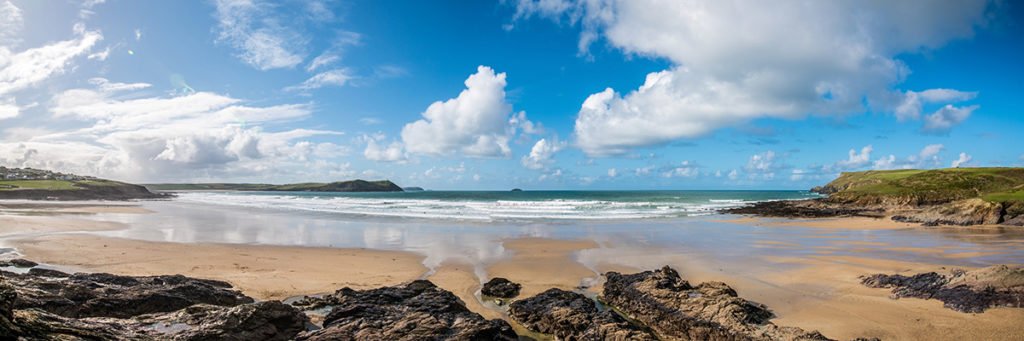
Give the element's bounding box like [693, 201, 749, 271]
[295, 280, 516, 341]
[891, 198, 1004, 226]
[4, 270, 253, 318]
[861, 265, 1024, 313]
[1, 271, 309, 340]
[508, 288, 657, 341]
[602, 266, 831, 341]
[481, 277, 521, 299]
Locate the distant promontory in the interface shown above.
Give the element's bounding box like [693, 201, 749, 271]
[145, 179, 404, 193]
[0, 167, 163, 201]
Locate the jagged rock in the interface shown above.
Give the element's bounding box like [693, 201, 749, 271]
[723, 199, 880, 218]
[26, 268, 70, 278]
[295, 280, 516, 341]
[481, 277, 521, 298]
[861, 265, 1024, 313]
[890, 198, 1003, 226]
[133, 301, 309, 340]
[509, 288, 657, 340]
[602, 266, 832, 341]
[4, 271, 253, 318]
[8, 259, 37, 268]
[1, 270, 308, 340]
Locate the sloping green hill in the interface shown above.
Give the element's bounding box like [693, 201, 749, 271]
[146, 179, 404, 192]
[0, 179, 163, 200]
[814, 168, 1024, 206]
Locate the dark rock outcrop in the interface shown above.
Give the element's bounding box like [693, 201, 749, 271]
[5, 271, 253, 318]
[481, 277, 521, 299]
[1, 270, 308, 340]
[132, 301, 309, 340]
[508, 288, 657, 340]
[723, 199, 881, 218]
[861, 265, 1024, 313]
[295, 280, 516, 341]
[1, 259, 37, 268]
[602, 266, 831, 341]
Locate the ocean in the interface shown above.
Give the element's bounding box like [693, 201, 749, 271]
[172, 190, 819, 221]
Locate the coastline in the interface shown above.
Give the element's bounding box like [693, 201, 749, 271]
[2, 201, 1023, 340]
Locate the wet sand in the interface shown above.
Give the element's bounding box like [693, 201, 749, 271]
[3, 202, 1024, 340]
[717, 216, 921, 229]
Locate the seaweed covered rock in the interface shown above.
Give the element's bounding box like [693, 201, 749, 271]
[861, 265, 1024, 313]
[508, 288, 656, 340]
[602, 266, 831, 341]
[481, 277, 521, 299]
[295, 280, 516, 341]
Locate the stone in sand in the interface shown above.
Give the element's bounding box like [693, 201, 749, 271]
[508, 288, 657, 340]
[861, 264, 1024, 313]
[481, 277, 522, 298]
[602, 266, 832, 341]
[295, 280, 516, 341]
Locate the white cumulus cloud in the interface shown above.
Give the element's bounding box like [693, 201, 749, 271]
[401, 66, 529, 158]
[515, 1, 990, 155]
[951, 152, 972, 168]
[521, 138, 564, 170]
[923, 104, 977, 134]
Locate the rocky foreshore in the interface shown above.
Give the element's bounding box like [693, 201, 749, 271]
[8, 260, 1020, 340]
[861, 265, 1024, 313]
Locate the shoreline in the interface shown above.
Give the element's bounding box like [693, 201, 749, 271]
[3, 201, 1023, 340]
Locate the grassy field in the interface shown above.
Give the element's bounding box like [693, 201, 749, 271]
[823, 167, 1024, 204]
[0, 180, 81, 191]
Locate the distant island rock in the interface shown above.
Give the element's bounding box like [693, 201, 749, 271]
[403, 187, 425, 191]
[0, 167, 164, 201]
[146, 179, 404, 193]
[726, 167, 1024, 226]
[510, 188, 523, 192]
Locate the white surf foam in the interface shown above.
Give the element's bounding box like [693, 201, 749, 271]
[174, 192, 755, 221]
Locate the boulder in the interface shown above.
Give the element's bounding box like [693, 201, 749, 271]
[602, 266, 832, 341]
[481, 277, 521, 299]
[861, 265, 1024, 313]
[508, 288, 657, 340]
[295, 280, 516, 341]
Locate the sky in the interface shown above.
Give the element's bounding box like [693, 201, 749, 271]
[0, 0, 1022, 190]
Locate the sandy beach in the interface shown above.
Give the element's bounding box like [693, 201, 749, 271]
[2, 201, 1023, 340]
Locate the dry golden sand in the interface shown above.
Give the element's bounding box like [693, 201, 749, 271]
[12, 234, 427, 300]
[3, 204, 1023, 340]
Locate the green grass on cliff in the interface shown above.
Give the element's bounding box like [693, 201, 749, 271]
[822, 167, 1024, 204]
[0, 180, 80, 191]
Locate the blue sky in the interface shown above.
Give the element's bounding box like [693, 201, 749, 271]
[0, 0, 1022, 189]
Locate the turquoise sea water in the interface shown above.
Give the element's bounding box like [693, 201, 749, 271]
[172, 190, 820, 221]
